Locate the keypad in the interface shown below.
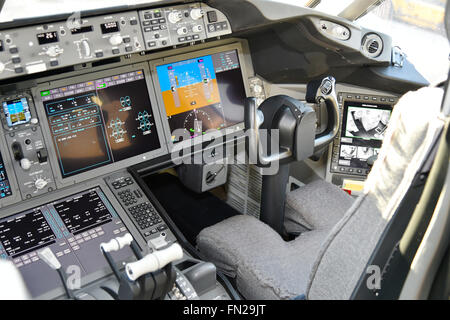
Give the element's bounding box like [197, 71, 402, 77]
[118, 189, 137, 206]
[129, 202, 164, 230]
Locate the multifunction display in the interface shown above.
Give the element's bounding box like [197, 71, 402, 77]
[54, 190, 113, 235]
[2, 97, 32, 127]
[0, 187, 132, 297]
[336, 100, 392, 173]
[0, 187, 117, 258]
[0, 151, 12, 199]
[0, 211, 56, 257]
[156, 50, 246, 142]
[41, 70, 161, 178]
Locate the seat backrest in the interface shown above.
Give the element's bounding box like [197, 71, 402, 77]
[306, 87, 446, 299]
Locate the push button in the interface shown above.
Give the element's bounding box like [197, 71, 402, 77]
[50, 60, 58, 66]
[112, 48, 120, 54]
[9, 47, 18, 54]
[12, 57, 21, 64]
[207, 11, 217, 23]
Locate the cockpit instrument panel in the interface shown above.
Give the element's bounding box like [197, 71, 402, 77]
[153, 48, 247, 144]
[39, 66, 166, 180]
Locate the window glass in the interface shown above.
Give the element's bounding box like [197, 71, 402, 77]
[358, 0, 449, 83]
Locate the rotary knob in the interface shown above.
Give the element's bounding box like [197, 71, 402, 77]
[168, 11, 182, 24]
[190, 9, 204, 20]
[35, 178, 48, 190]
[109, 34, 123, 46]
[20, 158, 32, 171]
[192, 25, 203, 33]
[177, 27, 188, 36]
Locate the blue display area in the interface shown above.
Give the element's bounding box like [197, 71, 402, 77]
[156, 54, 217, 92]
[3, 97, 31, 127]
[0, 151, 12, 199]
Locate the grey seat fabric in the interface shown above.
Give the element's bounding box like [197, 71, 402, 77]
[197, 87, 445, 300]
[285, 179, 355, 233]
[197, 180, 355, 300]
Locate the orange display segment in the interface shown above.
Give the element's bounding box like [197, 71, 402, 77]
[162, 78, 220, 117]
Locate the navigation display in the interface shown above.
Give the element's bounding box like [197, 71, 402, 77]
[2, 97, 32, 127]
[338, 101, 392, 171]
[0, 151, 12, 199]
[41, 70, 161, 178]
[156, 50, 246, 142]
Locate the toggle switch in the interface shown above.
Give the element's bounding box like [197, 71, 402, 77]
[37, 148, 48, 163]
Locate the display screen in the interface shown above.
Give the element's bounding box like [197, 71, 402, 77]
[100, 21, 120, 34]
[0, 187, 121, 258]
[41, 70, 161, 178]
[338, 101, 392, 170]
[2, 97, 32, 127]
[70, 25, 94, 34]
[37, 31, 59, 45]
[0, 210, 56, 258]
[156, 50, 246, 142]
[54, 189, 113, 235]
[0, 151, 12, 199]
[0, 186, 132, 297]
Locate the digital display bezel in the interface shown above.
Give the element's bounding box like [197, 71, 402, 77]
[328, 95, 396, 177]
[36, 31, 59, 45]
[149, 43, 250, 150]
[338, 100, 392, 171]
[33, 63, 168, 186]
[100, 21, 120, 34]
[2, 97, 32, 127]
[70, 25, 94, 34]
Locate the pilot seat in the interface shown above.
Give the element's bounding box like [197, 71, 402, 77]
[196, 85, 446, 300]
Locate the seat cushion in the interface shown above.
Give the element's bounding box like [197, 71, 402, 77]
[197, 214, 329, 299]
[286, 179, 355, 231]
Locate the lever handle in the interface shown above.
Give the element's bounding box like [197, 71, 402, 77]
[312, 77, 340, 151]
[38, 247, 61, 270]
[125, 243, 183, 281]
[100, 233, 133, 253]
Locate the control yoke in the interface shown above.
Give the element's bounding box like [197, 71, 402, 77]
[245, 76, 340, 166]
[244, 76, 340, 237]
[309, 76, 340, 151]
